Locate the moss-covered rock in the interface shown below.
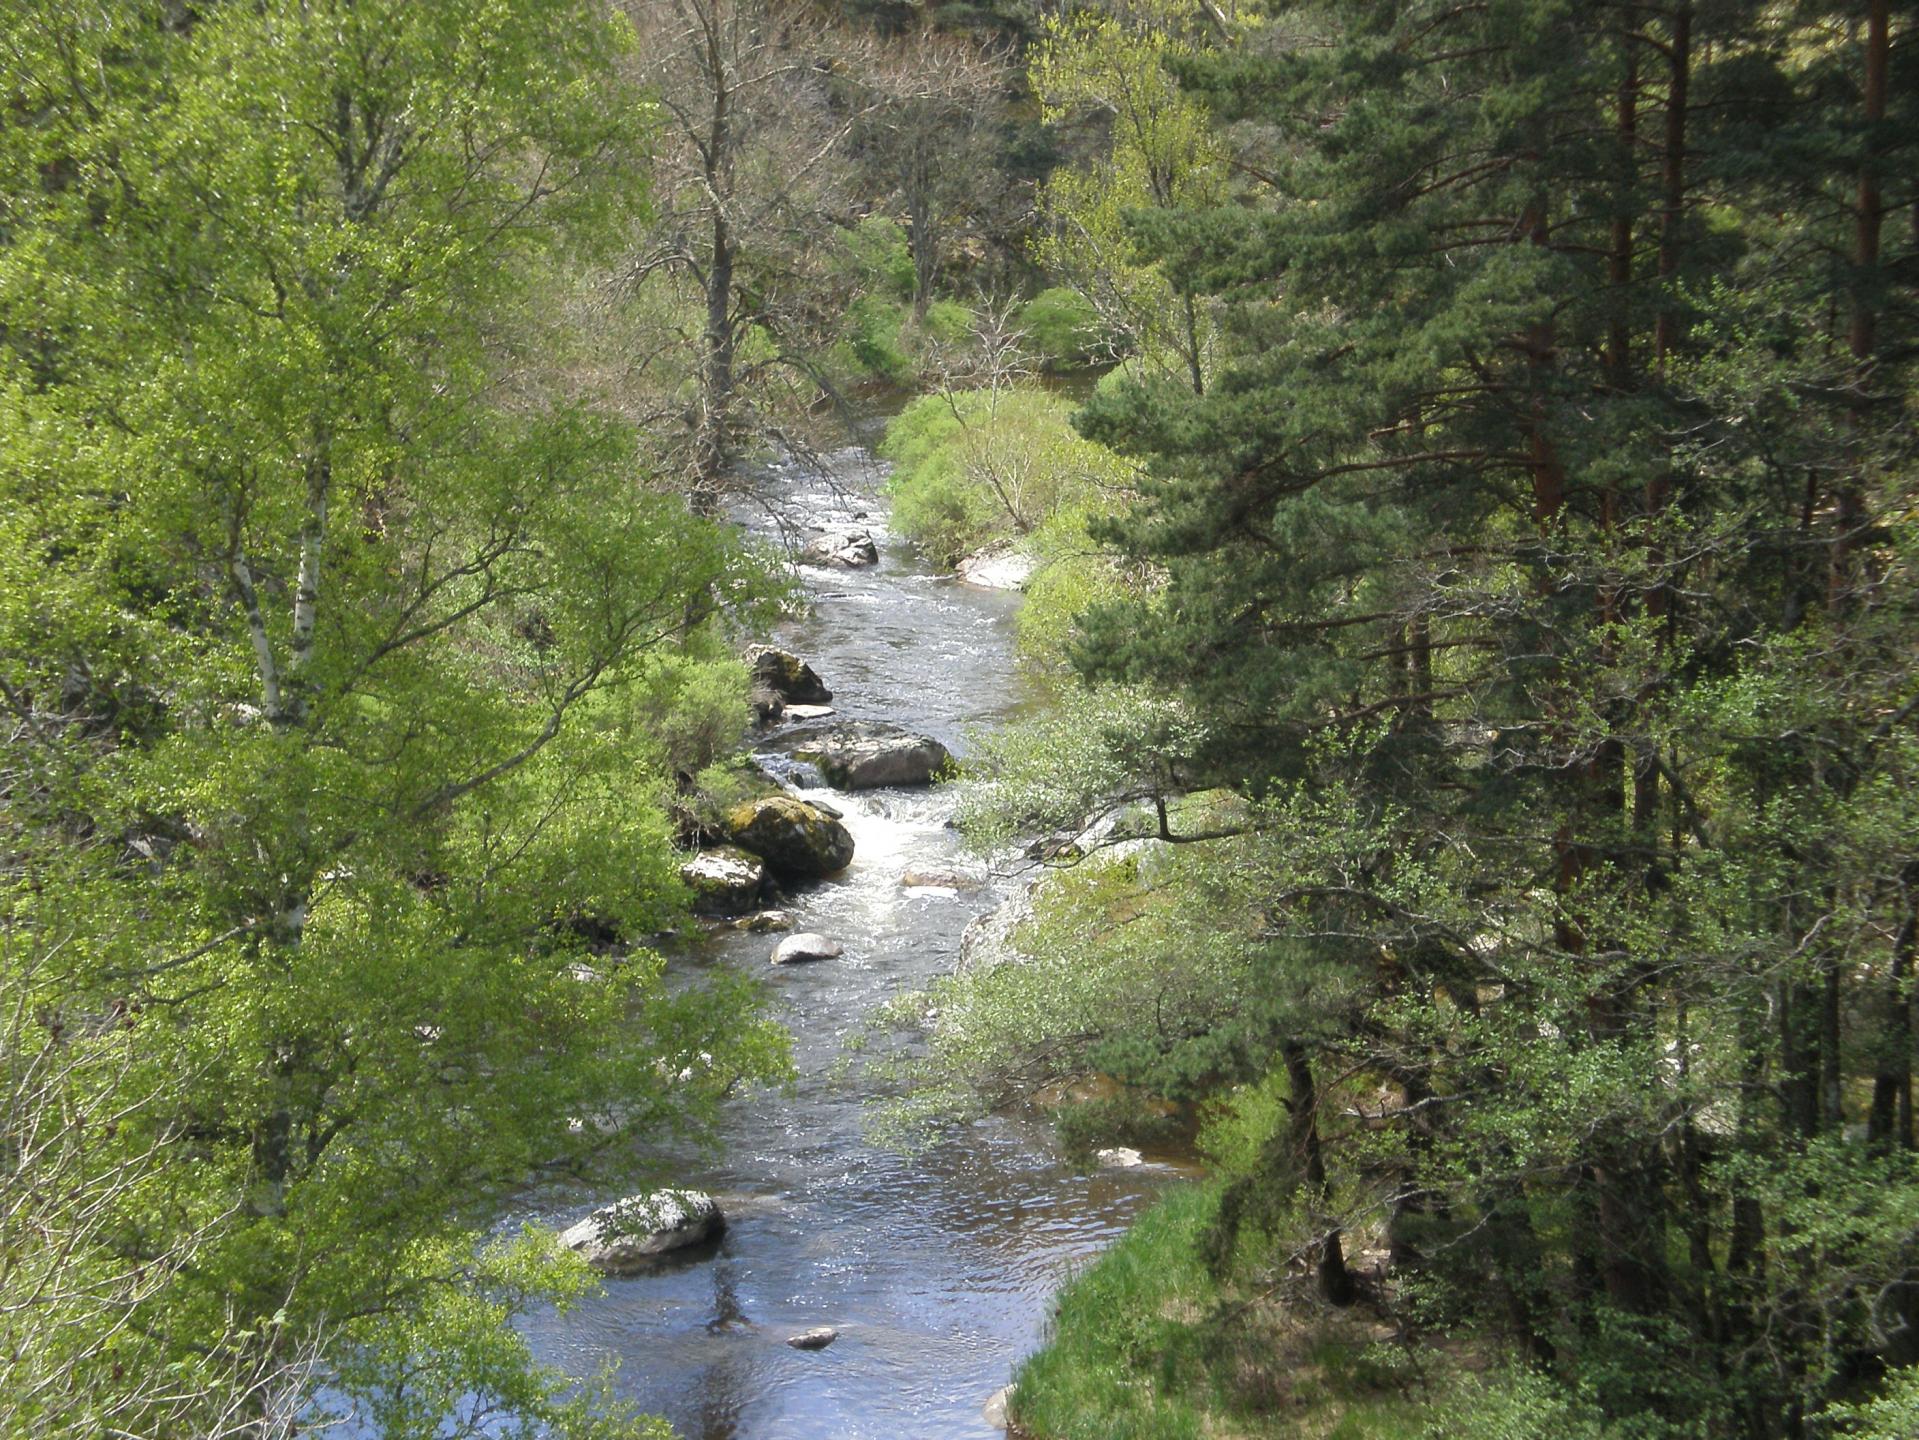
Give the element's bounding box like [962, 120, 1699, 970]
[679, 845, 767, 916]
[725, 794, 855, 879]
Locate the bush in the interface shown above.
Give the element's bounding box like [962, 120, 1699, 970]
[842, 296, 914, 385]
[922, 297, 977, 344]
[836, 216, 916, 301]
[1021, 286, 1107, 369]
[879, 385, 1131, 566]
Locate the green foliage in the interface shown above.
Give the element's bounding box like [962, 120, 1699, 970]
[836, 216, 919, 301]
[1196, 1068, 1291, 1178]
[880, 386, 1133, 566]
[923, 298, 978, 344]
[948, 4, 1919, 1433]
[1031, 0, 1226, 389]
[0, 1, 793, 1433]
[843, 297, 917, 385]
[1020, 287, 1108, 370]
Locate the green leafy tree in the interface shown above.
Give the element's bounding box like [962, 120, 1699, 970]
[0, 2, 789, 1433]
[1032, 0, 1229, 392]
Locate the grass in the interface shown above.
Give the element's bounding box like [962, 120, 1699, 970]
[1008, 1183, 1470, 1440]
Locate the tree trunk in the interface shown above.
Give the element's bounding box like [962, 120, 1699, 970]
[1280, 1040, 1356, 1306]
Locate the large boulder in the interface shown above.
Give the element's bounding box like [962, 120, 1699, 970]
[679, 845, 766, 916]
[771, 932, 844, 965]
[725, 795, 854, 878]
[800, 528, 878, 568]
[559, 1190, 724, 1275]
[957, 542, 1037, 592]
[768, 721, 952, 790]
[749, 647, 832, 704]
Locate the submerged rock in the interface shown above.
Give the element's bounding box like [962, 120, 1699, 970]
[749, 647, 832, 704]
[726, 794, 855, 878]
[731, 909, 794, 933]
[680, 846, 766, 916]
[800, 528, 878, 568]
[957, 542, 1037, 592]
[900, 867, 982, 891]
[785, 1326, 839, 1350]
[767, 721, 952, 790]
[771, 932, 843, 965]
[560, 1190, 724, 1274]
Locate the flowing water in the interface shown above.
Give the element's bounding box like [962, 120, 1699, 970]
[514, 447, 1180, 1439]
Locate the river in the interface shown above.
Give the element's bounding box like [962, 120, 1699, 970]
[512, 445, 1176, 1439]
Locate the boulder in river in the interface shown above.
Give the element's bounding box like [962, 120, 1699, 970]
[560, 1190, 724, 1274]
[726, 795, 854, 878]
[731, 909, 794, 933]
[749, 646, 832, 704]
[957, 542, 1037, 592]
[767, 721, 953, 790]
[771, 932, 843, 965]
[786, 1326, 839, 1350]
[679, 846, 766, 916]
[799, 528, 878, 568]
[1096, 1146, 1146, 1169]
[983, 1385, 1013, 1430]
[900, 867, 982, 891]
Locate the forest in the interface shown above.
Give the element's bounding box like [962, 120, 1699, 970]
[1, 1, 1914, 1438]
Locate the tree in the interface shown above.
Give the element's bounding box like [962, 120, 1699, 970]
[1031, 0, 1230, 392]
[934, 0, 1919, 1429]
[0, 1, 788, 1431]
[621, 0, 881, 505]
[851, 26, 1015, 321]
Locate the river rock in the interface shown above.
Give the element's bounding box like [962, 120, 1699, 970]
[785, 1326, 839, 1350]
[784, 703, 835, 721]
[680, 846, 766, 916]
[732, 909, 794, 933]
[800, 528, 878, 568]
[900, 867, 982, 891]
[749, 647, 832, 704]
[726, 795, 854, 878]
[1096, 1146, 1145, 1169]
[768, 721, 952, 790]
[771, 932, 843, 965]
[957, 542, 1037, 592]
[983, 1385, 1013, 1430]
[559, 1190, 724, 1274]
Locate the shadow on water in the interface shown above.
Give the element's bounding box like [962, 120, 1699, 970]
[514, 447, 1180, 1439]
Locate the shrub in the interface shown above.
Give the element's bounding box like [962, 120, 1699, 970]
[1021, 286, 1107, 369]
[879, 385, 1130, 565]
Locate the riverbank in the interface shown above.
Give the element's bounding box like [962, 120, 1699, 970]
[1008, 1185, 1506, 1440]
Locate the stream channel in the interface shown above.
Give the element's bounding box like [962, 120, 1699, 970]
[513, 445, 1179, 1439]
